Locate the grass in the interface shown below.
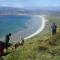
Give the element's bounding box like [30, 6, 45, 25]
[3, 15, 60, 60]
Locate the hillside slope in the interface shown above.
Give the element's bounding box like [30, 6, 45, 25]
[4, 15, 60, 60]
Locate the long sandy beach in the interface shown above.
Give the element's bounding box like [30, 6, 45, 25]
[24, 15, 46, 40]
[9, 15, 46, 43]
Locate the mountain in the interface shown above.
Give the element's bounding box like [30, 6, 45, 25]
[0, 6, 60, 15]
[0, 7, 32, 15]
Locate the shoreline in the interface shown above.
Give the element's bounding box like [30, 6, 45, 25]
[24, 15, 46, 40]
[0, 15, 46, 42]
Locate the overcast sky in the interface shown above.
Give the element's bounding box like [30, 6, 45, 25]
[0, 0, 60, 8]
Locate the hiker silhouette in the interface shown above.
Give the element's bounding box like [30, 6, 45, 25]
[51, 23, 57, 35]
[5, 33, 11, 49]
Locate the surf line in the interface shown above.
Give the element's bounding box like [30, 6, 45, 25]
[24, 16, 46, 40]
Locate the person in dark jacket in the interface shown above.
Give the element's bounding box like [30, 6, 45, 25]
[5, 33, 11, 49]
[51, 23, 57, 35]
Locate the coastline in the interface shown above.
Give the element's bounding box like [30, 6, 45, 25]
[0, 15, 46, 42]
[11, 15, 46, 43]
[24, 15, 46, 40]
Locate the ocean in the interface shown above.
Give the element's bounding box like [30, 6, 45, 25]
[0, 15, 42, 39]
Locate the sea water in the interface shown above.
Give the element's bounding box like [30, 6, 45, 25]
[0, 15, 42, 39]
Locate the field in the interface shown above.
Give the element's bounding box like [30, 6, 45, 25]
[4, 15, 60, 60]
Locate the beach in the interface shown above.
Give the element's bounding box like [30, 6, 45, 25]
[10, 15, 46, 43]
[24, 15, 46, 40]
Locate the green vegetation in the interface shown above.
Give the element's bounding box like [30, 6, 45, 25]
[4, 15, 60, 60]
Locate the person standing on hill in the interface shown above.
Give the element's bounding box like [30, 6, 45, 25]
[50, 23, 57, 45]
[51, 23, 57, 35]
[5, 33, 11, 49]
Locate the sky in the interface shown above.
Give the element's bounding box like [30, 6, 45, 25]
[0, 0, 60, 9]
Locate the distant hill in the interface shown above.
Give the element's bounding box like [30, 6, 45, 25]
[0, 7, 32, 15]
[0, 6, 60, 15]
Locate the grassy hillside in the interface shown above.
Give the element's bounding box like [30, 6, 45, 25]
[4, 15, 60, 60]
